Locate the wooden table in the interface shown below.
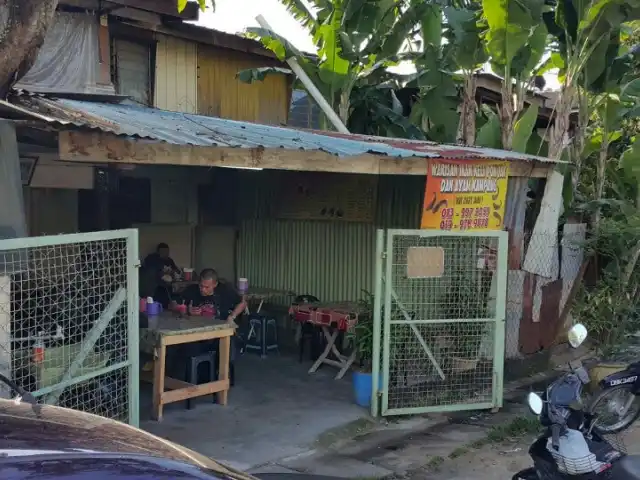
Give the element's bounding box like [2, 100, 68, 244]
[290, 301, 362, 379]
[140, 312, 236, 421]
[243, 287, 295, 315]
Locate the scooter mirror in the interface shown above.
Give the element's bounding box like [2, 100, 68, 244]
[527, 392, 543, 415]
[568, 323, 588, 348]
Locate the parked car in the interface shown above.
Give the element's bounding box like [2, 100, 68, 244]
[0, 397, 336, 480]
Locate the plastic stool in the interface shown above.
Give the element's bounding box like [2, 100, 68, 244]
[246, 315, 279, 358]
[185, 351, 217, 410]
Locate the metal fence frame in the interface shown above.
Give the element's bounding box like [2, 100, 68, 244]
[0, 229, 140, 426]
[372, 228, 508, 417]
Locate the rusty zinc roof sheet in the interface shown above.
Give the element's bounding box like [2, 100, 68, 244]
[5, 96, 561, 163]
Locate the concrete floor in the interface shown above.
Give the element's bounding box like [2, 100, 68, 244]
[139, 352, 367, 471]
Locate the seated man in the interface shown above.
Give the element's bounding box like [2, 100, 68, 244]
[178, 269, 245, 385]
[143, 243, 180, 307]
[181, 269, 245, 323]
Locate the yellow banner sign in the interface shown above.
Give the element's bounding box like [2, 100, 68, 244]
[420, 159, 509, 231]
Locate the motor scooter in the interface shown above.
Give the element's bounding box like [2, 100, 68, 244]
[513, 324, 640, 479]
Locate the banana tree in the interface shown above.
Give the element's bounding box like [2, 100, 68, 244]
[543, 0, 640, 161]
[405, 3, 461, 143]
[444, 3, 488, 145]
[480, 0, 548, 151]
[238, 0, 433, 134]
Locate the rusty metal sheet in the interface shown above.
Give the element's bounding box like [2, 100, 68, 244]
[508, 229, 524, 270]
[540, 278, 563, 349]
[519, 272, 541, 355]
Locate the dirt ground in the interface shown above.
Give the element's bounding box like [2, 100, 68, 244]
[407, 424, 640, 480]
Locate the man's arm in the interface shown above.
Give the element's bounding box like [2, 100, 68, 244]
[168, 257, 180, 273]
[226, 288, 246, 323]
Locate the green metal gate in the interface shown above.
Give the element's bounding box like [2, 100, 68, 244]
[371, 229, 508, 416]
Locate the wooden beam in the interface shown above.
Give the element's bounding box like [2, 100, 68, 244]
[58, 130, 552, 178]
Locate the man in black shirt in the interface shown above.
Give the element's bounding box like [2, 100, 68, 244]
[143, 243, 179, 278]
[181, 269, 245, 322]
[143, 243, 180, 307]
[179, 269, 244, 386]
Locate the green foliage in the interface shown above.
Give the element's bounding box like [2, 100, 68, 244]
[572, 212, 640, 354]
[349, 290, 375, 371]
[512, 105, 540, 153]
[544, 0, 640, 92]
[236, 67, 292, 84]
[348, 85, 426, 139]
[178, 0, 209, 13]
[481, 0, 547, 79]
[475, 106, 502, 148]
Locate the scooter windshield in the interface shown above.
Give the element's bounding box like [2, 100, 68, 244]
[549, 374, 583, 407]
[546, 374, 584, 427]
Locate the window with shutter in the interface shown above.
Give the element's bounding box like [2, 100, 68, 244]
[112, 38, 152, 105]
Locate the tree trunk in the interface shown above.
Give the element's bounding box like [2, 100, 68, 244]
[338, 90, 350, 126]
[499, 77, 514, 150]
[548, 85, 576, 160]
[0, 0, 59, 98]
[456, 73, 477, 146]
[570, 89, 588, 196]
[593, 134, 609, 229]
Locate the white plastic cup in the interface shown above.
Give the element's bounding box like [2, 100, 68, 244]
[238, 278, 248, 294]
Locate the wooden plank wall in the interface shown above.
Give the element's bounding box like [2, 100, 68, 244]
[155, 34, 198, 113]
[197, 45, 290, 124]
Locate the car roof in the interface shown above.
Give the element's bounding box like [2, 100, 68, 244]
[0, 399, 253, 480]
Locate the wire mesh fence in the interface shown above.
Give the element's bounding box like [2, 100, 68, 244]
[0, 231, 136, 424]
[505, 228, 585, 359]
[381, 230, 506, 414]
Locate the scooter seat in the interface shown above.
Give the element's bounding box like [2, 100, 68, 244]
[618, 456, 640, 479]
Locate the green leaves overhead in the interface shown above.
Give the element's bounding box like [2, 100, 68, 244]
[481, 0, 547, 75]
[245, 27, 300, 60]
[444, 6, 488, 70]
[512, 104, 540, 153]
[475, 106, 502, 148]
[546, 0, 640, 92]
[620, 141, 640, 182]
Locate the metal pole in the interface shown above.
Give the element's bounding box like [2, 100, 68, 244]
[255, 15, 350, 134]
[371, 229, 384, 417]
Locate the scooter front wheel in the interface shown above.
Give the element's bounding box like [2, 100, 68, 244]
[512, 467, 538, 479]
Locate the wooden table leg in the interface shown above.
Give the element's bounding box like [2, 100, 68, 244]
[152, 343, 166, 421]
[217, 335, 230, 406]
[336, 349, 357, 379]
[308, 327, 338, 374]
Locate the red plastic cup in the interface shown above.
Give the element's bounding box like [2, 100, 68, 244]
[176, 303, 187, 315]
[183, 268, 194, 281]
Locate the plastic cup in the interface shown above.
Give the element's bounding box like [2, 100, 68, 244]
[183, 268, 194, 281]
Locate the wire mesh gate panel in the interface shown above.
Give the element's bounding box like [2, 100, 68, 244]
[379, 229, 507, 416]
[0, 229, 139, 426]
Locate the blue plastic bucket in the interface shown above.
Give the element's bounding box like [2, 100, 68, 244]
[352, 371, 382, 407]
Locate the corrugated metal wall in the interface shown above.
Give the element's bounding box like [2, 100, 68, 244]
[236, 173, 425, 302]
[197, 45, 290, 124]
[154, 35, 198, 113]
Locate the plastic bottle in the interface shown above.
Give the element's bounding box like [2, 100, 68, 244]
[32, 332, 45, 364]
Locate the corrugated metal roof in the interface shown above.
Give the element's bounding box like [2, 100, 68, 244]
[5, 96, 561, 163]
